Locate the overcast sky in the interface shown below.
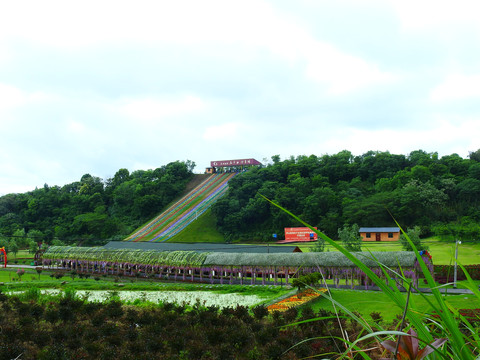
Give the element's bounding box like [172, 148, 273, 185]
[1, 0, 480, 195]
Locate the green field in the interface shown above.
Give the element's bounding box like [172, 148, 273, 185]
[308, 287, 480, 323]
[6, 249, 34, 259]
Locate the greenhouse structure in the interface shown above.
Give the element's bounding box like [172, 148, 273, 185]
[41, 246, 433, 288]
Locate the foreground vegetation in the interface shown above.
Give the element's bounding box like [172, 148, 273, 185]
[265, 197, 480, 359]
[0, 271, 478, 359]
[0, 287, 384, 360]
[2, 246, 480, 359]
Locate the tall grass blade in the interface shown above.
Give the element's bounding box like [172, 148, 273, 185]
[261, 195, 479, 359]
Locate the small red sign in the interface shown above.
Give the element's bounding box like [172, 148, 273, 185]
[283, 227, 317, 242]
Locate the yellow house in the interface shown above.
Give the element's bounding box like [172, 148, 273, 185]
[359, 227, 400, 242]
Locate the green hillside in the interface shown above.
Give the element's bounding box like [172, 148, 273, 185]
[167, 209, 225, 243]
[125, 172, 237, 242]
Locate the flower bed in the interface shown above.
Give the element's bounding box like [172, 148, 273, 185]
[458, 308, 480, 323]
[434, 264, 480, 281]
[267, 288, 327, 312]
[432, 308, 480, 324]
[10, 289, 266, 309]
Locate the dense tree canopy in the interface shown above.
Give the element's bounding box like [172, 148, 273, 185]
[2, 149, 480, 245]
[0, 161, 194, 246]
[212, 150, 480, 241]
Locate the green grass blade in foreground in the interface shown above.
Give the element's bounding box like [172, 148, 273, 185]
[281, 337, 338, 359]
[316, 332, 411, 360]
[260, 195, 432, 344]
[393, 218, 474, 359]
[341, 331, 409, 360]
[282, 290, 376, 334]
[282, 334, 385, 360]
[459, 264, 480, 299]
[456, 264, 480, 346]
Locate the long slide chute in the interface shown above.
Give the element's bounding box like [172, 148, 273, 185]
[124, 172, 237, 242]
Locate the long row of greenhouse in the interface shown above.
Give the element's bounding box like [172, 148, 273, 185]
[41, 246, 433, 287]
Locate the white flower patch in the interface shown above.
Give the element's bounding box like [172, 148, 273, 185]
[13, 289, 266, 309]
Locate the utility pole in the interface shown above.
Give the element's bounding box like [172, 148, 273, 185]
[453, 239, 461, 289]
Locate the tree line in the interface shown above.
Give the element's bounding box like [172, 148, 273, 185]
[0, 160, 195, 248]
[212, 149, 480, 242]
[2, 149, 480, 248]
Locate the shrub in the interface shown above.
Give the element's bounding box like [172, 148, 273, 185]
[282, 307, 298, 322]
[370, 311, 383, 324]
[22, 287, 41, 301]
[252, 305, 269, 320]
[338, 223, 362, 251]
[35, 267, 43, 279]
[16, 269, 25, 281]
[400, 226, 428, 251]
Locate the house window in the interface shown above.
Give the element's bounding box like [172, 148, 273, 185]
[388, 233, 393, 238]
[366, 233, 371, 238]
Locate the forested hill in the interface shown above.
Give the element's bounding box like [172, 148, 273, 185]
[211, 150, 480, 242]
[2, 150, 480, 247]
[0, 160, 195, 246]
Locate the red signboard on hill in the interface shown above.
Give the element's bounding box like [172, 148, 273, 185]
[211, 158, 262, 167]
[283, 227, 318, 242]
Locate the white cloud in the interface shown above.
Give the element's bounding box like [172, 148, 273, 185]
[117, 95, 207, 121]
[318, 119, 480, 158]
[66, 120, 87, 134]
[0, 1, 282, 49]
[1, 1, 480, 195]
[304, 42, 397, 94]
[202, 122, 248, 141]
[0, 83, 57, 112]
[0, 83, 26, 110]
[391, 0, 480, 30]
[430, 74, 480, 102]
[0, 1, 395, 96]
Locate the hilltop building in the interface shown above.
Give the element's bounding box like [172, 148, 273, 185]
[205, 158, 262, 174]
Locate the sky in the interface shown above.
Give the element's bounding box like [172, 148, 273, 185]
[1, 0, 480, 195]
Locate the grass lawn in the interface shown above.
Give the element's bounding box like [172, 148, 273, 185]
[5, 249, 34, 263]
[168, 209, 225, 243]
[308, 288, 480, 324]
[0, 268, 53, 283]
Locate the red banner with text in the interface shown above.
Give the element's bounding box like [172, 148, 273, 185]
[284, 227, 318, 242]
